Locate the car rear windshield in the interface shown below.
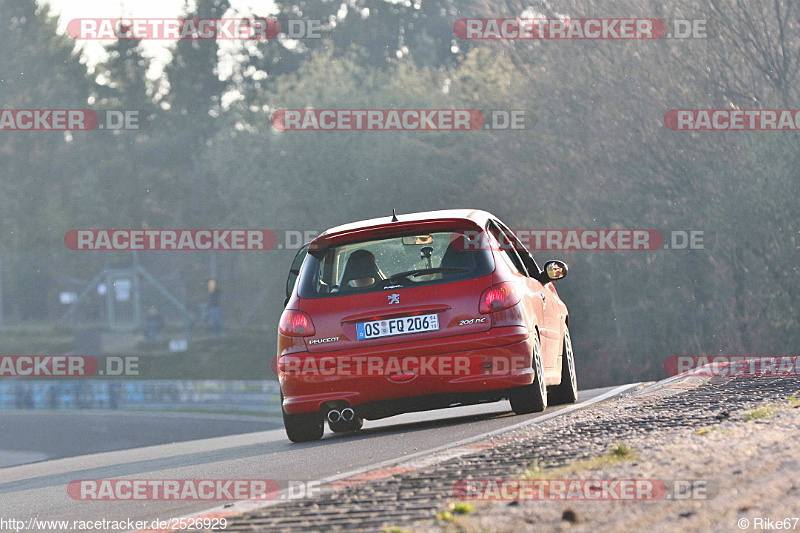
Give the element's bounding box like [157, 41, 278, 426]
[297, 229, 494, 298]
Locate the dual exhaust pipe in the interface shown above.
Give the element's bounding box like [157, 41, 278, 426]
[327, 407, 355, 423]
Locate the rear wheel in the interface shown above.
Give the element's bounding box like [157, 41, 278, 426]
[510, 333, 547, 414]
[284, 411, 324, 443]
[281, 393, 324, 443]
[549, 326, 578, 405]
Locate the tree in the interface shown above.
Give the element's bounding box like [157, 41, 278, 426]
[154, 0, 232, 228]
[0, 0, 94, 320]
[89, 32, 159, 229]
[236, 0, 469, 105]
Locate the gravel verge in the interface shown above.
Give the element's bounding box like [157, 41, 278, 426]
[213, 374, 800, 532]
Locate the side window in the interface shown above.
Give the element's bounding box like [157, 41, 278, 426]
[285, 244, 309, 303]
[495, 220, 540, 276]
[487, 221, 528, 276]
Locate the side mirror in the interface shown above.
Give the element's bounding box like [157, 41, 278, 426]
[543, 260, 568, 281]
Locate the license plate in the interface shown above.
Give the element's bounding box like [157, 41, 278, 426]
[356, 314, 439, 340]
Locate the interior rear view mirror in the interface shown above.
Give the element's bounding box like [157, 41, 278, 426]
[402, 235, 433, 245]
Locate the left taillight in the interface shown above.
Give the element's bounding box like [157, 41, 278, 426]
[279, 309, 316, 337]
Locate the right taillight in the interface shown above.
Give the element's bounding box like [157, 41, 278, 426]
[279, 309, 316, 337]
[480, 282, 520, 313]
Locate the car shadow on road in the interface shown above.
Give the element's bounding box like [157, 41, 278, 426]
[319, 408, 519, 443]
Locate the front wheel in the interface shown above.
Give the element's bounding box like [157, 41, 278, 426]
[549, 326, 578, 405]
[509, 333, 547, 414]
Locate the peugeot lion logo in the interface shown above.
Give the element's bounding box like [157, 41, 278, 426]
[388, 294, 400, 304]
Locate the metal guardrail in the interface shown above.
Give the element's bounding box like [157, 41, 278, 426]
[0, 380, 282, 414]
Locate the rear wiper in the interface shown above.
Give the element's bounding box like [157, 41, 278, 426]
[388, 267, 469, 282]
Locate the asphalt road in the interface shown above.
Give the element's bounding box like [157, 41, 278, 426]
[0, 412, 281, 468]
[0, 386, 633, 532]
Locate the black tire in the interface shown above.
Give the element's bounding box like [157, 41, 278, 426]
[509, 333, 547, 414]
[549, 326, 578, 405]
[328, 416, 364, 433]
[280, 391, 323, 443]
[283, 410, 324, 443]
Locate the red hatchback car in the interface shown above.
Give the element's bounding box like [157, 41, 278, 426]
[277, 209, 576, 442]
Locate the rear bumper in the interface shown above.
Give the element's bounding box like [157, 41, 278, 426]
[279, 327, 534, 415]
